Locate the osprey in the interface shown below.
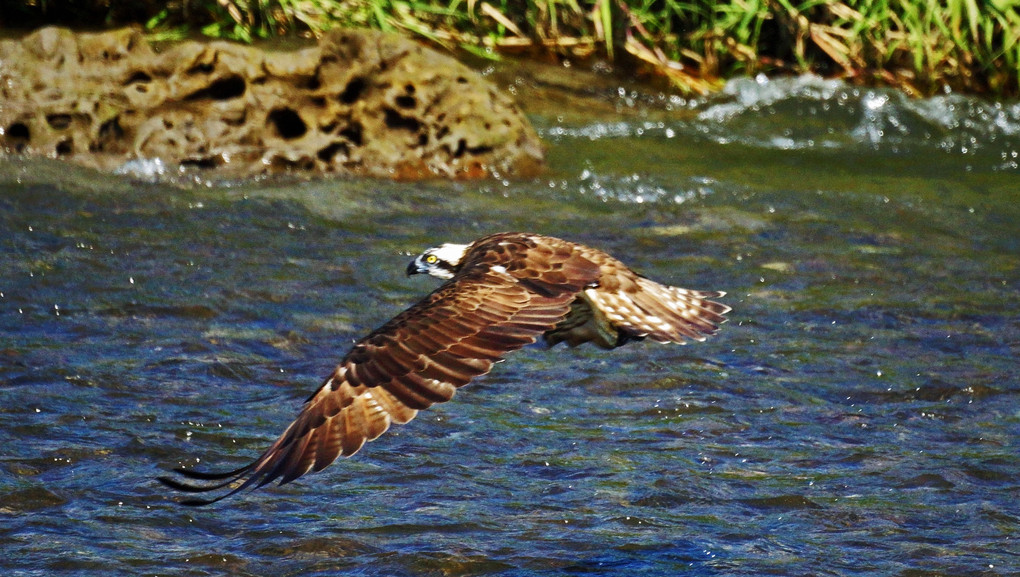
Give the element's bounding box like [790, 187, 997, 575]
[160, 232, 730, 505]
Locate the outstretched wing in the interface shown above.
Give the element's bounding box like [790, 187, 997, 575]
[160, 245, 599, 505]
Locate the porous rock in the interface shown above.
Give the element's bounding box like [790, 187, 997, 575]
[0, 27, 544, 179]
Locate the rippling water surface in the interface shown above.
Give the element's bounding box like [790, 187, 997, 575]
[1, 69, 1017, 576]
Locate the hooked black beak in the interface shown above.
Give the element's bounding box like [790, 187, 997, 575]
[406, 258, 423, 276]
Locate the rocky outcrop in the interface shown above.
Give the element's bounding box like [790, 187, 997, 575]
[0, 27, 544, 179]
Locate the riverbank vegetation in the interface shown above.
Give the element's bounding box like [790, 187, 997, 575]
[3, 0, 1018, 97]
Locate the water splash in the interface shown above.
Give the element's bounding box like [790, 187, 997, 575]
[698, 75, 1020, 165]
[539, 74, 1020, 171]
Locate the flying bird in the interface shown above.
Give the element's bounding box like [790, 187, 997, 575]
[159, 232, 730, 505]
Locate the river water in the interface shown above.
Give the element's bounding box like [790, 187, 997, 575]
[1, 68, 1018, 576]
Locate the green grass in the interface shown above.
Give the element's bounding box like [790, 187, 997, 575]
[5, 0, 1019, 96]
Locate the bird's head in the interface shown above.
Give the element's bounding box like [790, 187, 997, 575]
[406, 243, 469, 279]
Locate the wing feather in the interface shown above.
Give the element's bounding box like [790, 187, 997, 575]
[315, 416, 343, 470]
[585, 275, 729, 344]
[545, 245, 730, 348]
[370, 386, 418, 424]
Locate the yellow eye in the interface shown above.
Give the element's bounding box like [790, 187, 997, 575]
[425, 254, 438, 264]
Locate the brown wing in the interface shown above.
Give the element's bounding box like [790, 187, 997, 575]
[547, 246, 730, 347]
[159, 240, 599, 505]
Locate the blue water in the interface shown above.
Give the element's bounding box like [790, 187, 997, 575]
[1, 71, 1018, 576]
